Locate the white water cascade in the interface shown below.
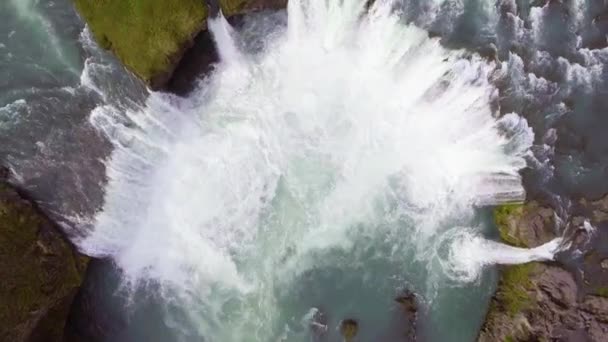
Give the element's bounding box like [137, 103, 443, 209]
[80, 0, 564, 340]
[441, 228, 564, 282]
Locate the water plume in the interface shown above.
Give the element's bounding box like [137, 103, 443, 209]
[441, 228, 565, 282]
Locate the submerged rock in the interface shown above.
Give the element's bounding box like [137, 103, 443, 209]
[308, 307, 328, 340]
[0, 171, 89, 341]
[395, 290, 419, 341]
[479, 199, 608, 342]
[339, 318, 359, 342]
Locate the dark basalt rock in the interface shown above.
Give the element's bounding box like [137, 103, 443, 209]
[395, 290, 420, 341]
[164, 22, 220, 96]
[64, 259, 127, 342]
[165, 0, 288, 96]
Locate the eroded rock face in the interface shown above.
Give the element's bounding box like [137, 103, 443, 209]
[0, 175, 89, 342]
[479, 198, 608, 342]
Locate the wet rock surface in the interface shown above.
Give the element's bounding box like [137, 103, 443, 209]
[165, 0, 287, 95]
[64, 259, 130, 342]
[479, 197, 608, 342]
[339, 318, 359, 342]
[0, 169, 89, 342]
[307, 308, 329, 341]
[395, 290, 420, 341]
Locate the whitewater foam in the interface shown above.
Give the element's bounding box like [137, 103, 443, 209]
[442, 228, 564, 282]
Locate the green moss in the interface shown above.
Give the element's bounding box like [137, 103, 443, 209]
[493, 203, 525, 248]
[595, 286, 608, 298]
[495, 263, 535, 316]
[0, 187, 87, 340]
[73, 0, 249, 84]
[488, 203, 536, 318]
[504, 335, 515, 342]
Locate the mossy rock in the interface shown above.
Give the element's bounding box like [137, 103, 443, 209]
[594, 286, 608, 298]
[0, 183, 89, 341]
[490, 203, 538, 316]
[482, 199, 608, 341]
[493, 202, 556, 248]
[493, 203, 525, 247]
[478, 203, 543, 341]
[492, 263, 536, 316]
[72, 0, 254, 88]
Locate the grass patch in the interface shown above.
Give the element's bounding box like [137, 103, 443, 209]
[493, 203, 525, 247]
[73, 0, 248, 84]
[489, 203, 535, 317]
[495, 263, 535, 316]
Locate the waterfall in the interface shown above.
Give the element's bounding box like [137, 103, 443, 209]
[442, 228, 565, 282]
[79, 0, 564, 340]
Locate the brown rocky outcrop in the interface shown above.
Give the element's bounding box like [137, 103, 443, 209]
[479, 197, 608, 341]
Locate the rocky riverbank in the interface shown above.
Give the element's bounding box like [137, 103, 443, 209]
[0, 169, 89, 341]
[478, 199, 608, 341]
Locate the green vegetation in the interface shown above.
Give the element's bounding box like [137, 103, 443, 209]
[595, 286, 608, 298]
[490, 203, 536, 317]
[493, 203, 525, 247]
[73, 0, 248, 84]
[494, 263, 535, 316]
[0, 184, 87, 340]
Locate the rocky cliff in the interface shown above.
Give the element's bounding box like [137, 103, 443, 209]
[479, 199, 608, 341]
